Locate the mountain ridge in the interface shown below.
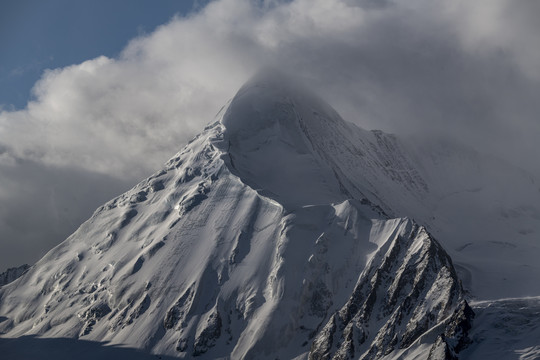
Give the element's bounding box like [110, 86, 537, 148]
[0, 71, 538, 359]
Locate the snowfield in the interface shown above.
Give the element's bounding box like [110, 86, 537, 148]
[1, 71, 539, 359]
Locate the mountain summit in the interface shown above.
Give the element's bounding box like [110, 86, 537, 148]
[220, 70, 426, 212]
[1, 72, 539, 359]
[221, 70, 351, 206]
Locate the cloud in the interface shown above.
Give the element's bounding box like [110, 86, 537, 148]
[2, 0, 540, 175]
[0, 159, 132, 269]
[1, 0, 539, 268]
[444, 0, 540, 80]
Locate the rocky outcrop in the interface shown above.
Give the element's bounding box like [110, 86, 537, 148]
[193, 308, 222, 356]
[309, 224, 473, 360]
[428, 300, 475, 359]
[78, 302, 111, 336]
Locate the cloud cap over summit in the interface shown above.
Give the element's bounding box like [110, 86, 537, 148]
[1, 0, 540, 269]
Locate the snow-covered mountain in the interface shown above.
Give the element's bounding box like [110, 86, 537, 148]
[1, 71, 538, 359]
[223, 72, 540, 300]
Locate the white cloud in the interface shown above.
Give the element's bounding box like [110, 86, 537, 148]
[443, 0, 540, 79]
[1, 0, 539, 178]
[1, 0, 540, 268]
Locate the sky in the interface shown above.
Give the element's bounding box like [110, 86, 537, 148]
[0, 0, 205, 109]
[1, 0, 540, 270]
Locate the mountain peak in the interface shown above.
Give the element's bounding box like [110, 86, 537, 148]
[221, 68, 312, 139]
[219, 70, 365, 208]
[238, 67, 294, 91]
[3, 73, 540, 359]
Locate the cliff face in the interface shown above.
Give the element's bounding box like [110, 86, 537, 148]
[309, 224, 473, 360]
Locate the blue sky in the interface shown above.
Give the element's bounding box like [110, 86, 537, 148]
[0, 0, 201, 109]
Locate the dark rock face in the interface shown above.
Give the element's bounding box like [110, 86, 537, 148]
[163, 285, 194, 330]
[435, 300, 475, 358]
[0, 265, 30, 287]
[78, 302, 111, 336]
[428, 335, 456, 360]
[309, 224, 473, 360]
[193, 309, 222, 356]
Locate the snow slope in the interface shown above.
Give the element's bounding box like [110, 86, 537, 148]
[0, 70, 538, 359]
[462, 297, 540, 360]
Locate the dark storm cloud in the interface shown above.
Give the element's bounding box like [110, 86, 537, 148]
[0, 0, 539, 268]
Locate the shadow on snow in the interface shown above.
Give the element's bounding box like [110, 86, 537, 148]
[0, 335, 178, 360]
